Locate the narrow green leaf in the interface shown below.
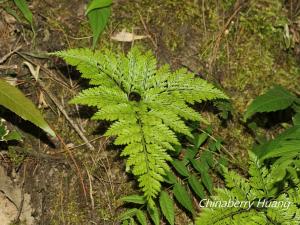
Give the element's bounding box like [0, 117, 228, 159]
[13, 0, 33, 25]
[87, 5, 111, 49]
[200, 169, 213, 194]
[244, 85, 297, 120]
[193, 132, 208, 149]
[120, 195, 146, 205]
[201, 151, 214, 168]
[0, 79, 55, 137]
[171, 160, 190, 177]
[119, 208, 138, 221]
[136, 209, 147, 225]
[147, 204, 160, 225]
[183, 148, 198, 162]
[188, 175, 205, 199]
[163, 171, 177, 184]
[190, 158, 208, 173]
[173, 183, 194, 214]
[86, 0, 112, 15]
[159, 191, 174, 225]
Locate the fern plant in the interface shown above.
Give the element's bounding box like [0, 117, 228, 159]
[244, 85, 300, 183]
[119, 127, 228, 225]
[54, 47, 227, 206]
[196, 151, 300, 225]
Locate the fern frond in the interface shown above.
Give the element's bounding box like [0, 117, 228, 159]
[196, 151, 300, 225]
[196, 188, 266, 225]
[267, 194, 300, 225]
[54, 47, 227, 205]
[248, 151, 275, 198]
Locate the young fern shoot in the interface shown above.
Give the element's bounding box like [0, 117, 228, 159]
[54, 47, 227, 206]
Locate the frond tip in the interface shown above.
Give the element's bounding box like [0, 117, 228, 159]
[54, 47, 227, 205]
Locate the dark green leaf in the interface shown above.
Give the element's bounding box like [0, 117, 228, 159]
[163, 171, 177, 184]
[190, 158, 208, 173]
[159, 191, 174, 225]
[183, 147, 198, 162]
[201, 151, 214, 168]
[171, 160, 190, 177]
[120, 195, 146, 205]
[173, 183, 194, 214]
[201, 169, 213, 194]
[147, 204, 160, 225]
[193, 132, 208, 149]
[13, 0, 33, 25]
[136, 209, 147, 225]
[0, 79, 55, 136]
[188, 175, 205, 199]
[86, 0, 112, 15]
[244, 85, 297, 121]
[87, 5, 111, 49]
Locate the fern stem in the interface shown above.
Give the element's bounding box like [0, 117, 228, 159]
[135, 108, 151, 177]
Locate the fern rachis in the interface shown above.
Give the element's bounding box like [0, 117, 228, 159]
[53, 47, 227, 206]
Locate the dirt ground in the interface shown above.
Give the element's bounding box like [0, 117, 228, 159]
[0, 0, 299, 224]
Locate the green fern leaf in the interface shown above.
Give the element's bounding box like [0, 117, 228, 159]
[54, 47, 226, 205]
[196, 150, 300, 225]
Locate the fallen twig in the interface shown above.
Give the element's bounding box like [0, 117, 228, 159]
[208, 1, 246, 73]
[38, 80, 95, 151]
[138, 10, 158, 49]
[0, 46, 22, 64]
[0, 65, 18, 70]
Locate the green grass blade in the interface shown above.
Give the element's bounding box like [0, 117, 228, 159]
[0, 79, 55, 137]
[13, 0, 33, 25]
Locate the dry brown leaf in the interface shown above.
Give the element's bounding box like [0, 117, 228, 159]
[38, 91, 49, 109]
[23, 61, 40, 81]
[0, 166, 34, 225]
[111, 29, 147, 42]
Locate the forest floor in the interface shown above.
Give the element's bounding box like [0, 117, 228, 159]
[0, 0, 299, 224]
